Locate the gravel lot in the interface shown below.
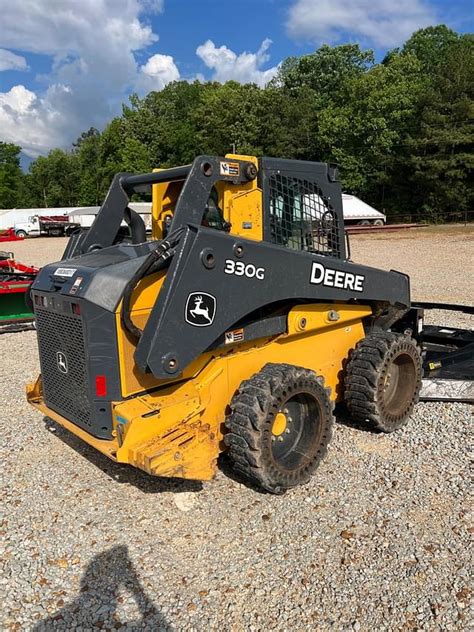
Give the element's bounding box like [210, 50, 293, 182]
[1, 227, 472, 631]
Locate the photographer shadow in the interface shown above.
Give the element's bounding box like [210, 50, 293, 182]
[34, 545, 172, 631]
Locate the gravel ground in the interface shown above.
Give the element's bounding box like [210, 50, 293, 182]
[1, 228, 472, 631]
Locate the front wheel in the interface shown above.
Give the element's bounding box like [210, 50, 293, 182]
[344, 332, 422, 432]
[15, 230, 27, 238]
[225, 363, 334, 493]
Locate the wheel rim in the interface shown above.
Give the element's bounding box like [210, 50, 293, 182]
[382, 352, 417, 417]
[270, 392, 321, 471]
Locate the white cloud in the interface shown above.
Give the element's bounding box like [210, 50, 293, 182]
[287, 0, 435, 48]
[196, 39, 279, 87]
[0, 1, 278, 157]
[0, 0, 169, 156]
[0, 48, 28, 71]
[0, 84, 78, 156]
[136, 53, 180, 93]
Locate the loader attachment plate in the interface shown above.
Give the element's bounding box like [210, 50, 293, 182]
[415, 303, 474, 402]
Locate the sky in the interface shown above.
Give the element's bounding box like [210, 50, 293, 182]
[0, 0, 472, 160]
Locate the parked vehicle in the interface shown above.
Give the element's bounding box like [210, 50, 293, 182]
[14, 215, 80, 238]
[342, 194, 386, 225]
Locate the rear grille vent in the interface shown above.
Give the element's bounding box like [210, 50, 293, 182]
[35, 308, 91, 428]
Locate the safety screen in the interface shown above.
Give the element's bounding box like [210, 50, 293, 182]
[268, 174, 341, 257]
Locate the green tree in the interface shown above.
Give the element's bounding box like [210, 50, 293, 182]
[98, 118, 126, 193]
[75, 127, 102, 205]
[273, 44, 374, 103]
[406, 34, 474, 218]
[316, 52, 424, 205]
[0, 142, 24, 208]
[120, 137, 151, 173]
[401, 25, 459, 70]
[193, 81, 265, 156]
[259, 84, 320, 160]
[28, 149, 79, 207]
[16, 26, 473, 222]
[122, 81, 205, 167]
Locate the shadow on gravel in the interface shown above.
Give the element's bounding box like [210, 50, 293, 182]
[34, 545, 171, 631]
[43, 417, 202, 494]
[217, 452, 269, 494]
[334, 403, 379, 433]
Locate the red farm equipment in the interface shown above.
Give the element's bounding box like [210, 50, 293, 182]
[0, 252, 38, 331]
[0, 228, 25, 243]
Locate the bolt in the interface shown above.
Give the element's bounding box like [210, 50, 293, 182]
[283, 408, 289, 414]
[277, 436, 284, 442]
[271, 436, 276, 442]
[169, 359, 176, 369]
[285, 428, 291, 434]
[287, 417, 292, 423]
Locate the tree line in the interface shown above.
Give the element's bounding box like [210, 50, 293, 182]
[0, 26, 472, 222]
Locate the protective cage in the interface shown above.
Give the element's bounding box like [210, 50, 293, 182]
[261, 157, 345, 260]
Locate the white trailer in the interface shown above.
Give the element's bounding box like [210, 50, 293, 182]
[68, 202, 152, 231]
[0, 209, 35, 230]
[342, 194, 386, 225]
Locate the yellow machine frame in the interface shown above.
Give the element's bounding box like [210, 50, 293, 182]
[28, 301, 371, 480]
[27, 154, 374, 482]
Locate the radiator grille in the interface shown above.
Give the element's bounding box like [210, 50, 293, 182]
[268, 174, 341, 257]
[35, 307, 91, 428]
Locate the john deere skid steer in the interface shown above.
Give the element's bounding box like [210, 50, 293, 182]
[26, 154, 468, 493]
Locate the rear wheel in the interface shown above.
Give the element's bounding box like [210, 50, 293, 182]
[344, 332, 422, 432]
[373, 219, 384, 226]
[225, 363, 334, 493]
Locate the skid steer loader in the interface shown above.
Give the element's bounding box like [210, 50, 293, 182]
[26, 155, 472, 493]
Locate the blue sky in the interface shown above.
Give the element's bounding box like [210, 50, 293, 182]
[0, 0, 472, 159]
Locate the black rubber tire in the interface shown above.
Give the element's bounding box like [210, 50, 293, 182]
[224, 363, 334, 494]
[15, 230, 27, 238]
[344, 331, 422, 433]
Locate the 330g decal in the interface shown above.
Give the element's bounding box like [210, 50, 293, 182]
[224, 259, 265, 280]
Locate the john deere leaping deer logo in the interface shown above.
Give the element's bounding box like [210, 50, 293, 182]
[185, 292, 216, 327]
[56, 351, 68, 374]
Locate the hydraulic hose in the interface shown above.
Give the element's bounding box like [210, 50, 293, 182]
[120, 227, 185, 341]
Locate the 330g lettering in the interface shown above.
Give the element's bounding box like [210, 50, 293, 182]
[224, 259, 265, 280]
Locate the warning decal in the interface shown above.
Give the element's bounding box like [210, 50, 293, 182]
[69, 276, 83, 295]
[225, 328, 244, 344]
[54, 267, 76, 277]
[220, 161, 240, 177]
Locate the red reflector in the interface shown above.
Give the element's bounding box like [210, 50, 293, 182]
[72, 303, 81, 315]
[95, 375, 107, 397]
